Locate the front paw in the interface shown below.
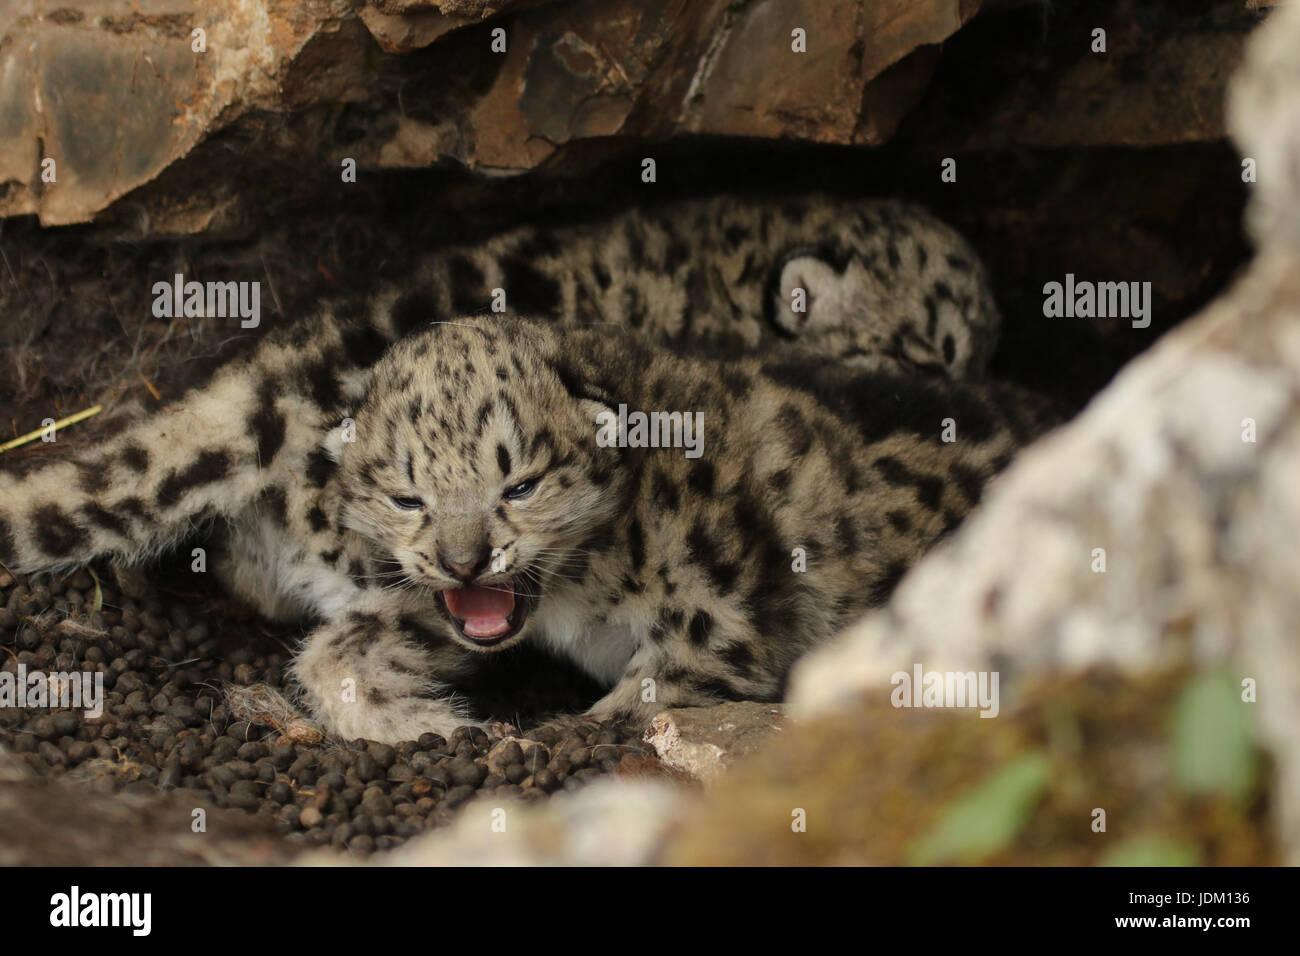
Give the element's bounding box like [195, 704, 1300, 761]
[584, 696, 650, 735]
[326, 695, 484, 745]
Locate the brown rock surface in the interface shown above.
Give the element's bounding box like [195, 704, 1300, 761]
[0, 0, 366, 227]
[1, 0, 996, 230]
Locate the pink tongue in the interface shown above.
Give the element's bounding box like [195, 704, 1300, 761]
[444, 585, 515, 638]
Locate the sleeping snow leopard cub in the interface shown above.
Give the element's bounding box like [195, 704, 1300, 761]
[338, 193, 1000, 379]
[0, 313, 1055, 744]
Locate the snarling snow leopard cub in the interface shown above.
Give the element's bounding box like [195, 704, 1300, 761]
[0, 196, 1026, 742]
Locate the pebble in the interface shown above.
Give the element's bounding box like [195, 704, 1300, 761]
[299, 806, 324, 828]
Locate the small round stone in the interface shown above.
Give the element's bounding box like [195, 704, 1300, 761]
[367, 742, 396, 769]
[268, 780, 293, 804]
[447, 758, 486, 788]
[444, 785, 475, 809]
[236, 740, 268, 761]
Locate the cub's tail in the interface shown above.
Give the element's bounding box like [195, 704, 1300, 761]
[0, 306, 382, 574]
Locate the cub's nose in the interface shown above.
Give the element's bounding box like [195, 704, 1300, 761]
[439, 546, 491, 583]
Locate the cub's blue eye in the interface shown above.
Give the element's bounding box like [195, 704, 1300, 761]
[389, 495, 424, 511]
[504, 479, 538, 501]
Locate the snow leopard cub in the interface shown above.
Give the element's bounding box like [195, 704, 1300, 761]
[0, 195, 1015, 742]
[294, 318, 1055, 740]
[368, 194, 1000, 379]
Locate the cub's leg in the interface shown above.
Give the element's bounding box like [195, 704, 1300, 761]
[291, 590, 482, 744]
[580, 618, 782, 730]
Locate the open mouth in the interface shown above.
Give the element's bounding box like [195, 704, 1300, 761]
[437, 581, 530, 648]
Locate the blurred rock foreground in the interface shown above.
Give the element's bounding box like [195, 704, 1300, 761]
[1, 0, 1002, 228]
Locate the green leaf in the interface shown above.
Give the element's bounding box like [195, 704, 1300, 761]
[907, 752, 1052, 865]
[1170, 671, 1256, 800]
[1101, 835, 1201, 867]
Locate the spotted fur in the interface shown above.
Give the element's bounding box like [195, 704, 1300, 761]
[0, 195, 1022, 742]
[389, 194, 1000, 377]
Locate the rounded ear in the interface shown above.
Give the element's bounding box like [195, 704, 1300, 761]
[771, 255, 847, 336]
[321, 415, 356, 462]
[546, 357, 628, 454]
[583, 398, 646, 470]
